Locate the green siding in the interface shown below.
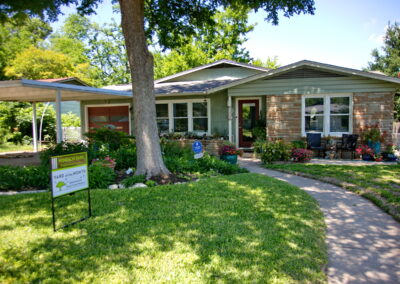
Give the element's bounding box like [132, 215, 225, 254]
[228, 76, 398, 96]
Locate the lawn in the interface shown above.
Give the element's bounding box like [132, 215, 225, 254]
[0, 143, 34, 153]
[0, 173, 327, 283]
[266, 163, 400, 220]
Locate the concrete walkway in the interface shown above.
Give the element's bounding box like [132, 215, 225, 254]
[240, 158, 400, 284]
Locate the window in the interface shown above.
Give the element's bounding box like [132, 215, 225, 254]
[302, 95, 351, 136]
[156, 104, 169, 133]
[156, 100, 210, 134]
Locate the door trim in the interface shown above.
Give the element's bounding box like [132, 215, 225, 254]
[235, 97, 261, 148]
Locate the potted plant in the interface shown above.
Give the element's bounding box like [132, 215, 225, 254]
[381, 144, 398, 161]
[355, 145, 374, 161]
[219, 144, 242, 164]
[360, 123, 387, 154]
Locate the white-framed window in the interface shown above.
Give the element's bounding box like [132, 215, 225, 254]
[302, 94, 352, 136]
[156, 99, 211, 134]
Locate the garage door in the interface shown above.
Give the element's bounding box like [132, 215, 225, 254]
[87, 105, 130, 134]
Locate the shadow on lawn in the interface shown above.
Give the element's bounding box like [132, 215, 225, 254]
[0, 174, 326, 283]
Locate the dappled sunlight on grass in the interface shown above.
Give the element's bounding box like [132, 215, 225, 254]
[0, 173, 327, 283]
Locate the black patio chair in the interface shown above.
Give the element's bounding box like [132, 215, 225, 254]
[306, 133, 325, 158]
[337, 134, 359, 159]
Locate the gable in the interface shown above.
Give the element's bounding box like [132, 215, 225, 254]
[266, 67, 346, 80]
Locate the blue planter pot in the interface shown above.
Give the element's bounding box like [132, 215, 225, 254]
[367, 141, 381, 154]
[382, 153, 397, 161]
[220, 154, 238, 165]
[362, 154, 374, 161]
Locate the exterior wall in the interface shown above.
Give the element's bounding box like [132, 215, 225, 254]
[229, 76, 398, 97]
[353, 92, 395, 144]
[266, 94, 302, 141]
[165, 67, 263, 82]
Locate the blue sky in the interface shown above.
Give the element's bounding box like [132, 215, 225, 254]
[51, 0, 399, 69]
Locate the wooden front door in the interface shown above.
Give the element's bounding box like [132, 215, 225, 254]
[88, 105, 130, 134]
[238, 99, 260, 148]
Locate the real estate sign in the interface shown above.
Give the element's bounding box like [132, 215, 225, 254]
[51, 152, 88, 198]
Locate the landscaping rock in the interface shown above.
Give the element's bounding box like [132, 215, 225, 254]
[129, 183, 147, 189]
[118, 184, 125, 189]
[108, 184, 119, 190]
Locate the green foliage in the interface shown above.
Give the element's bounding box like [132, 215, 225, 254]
[110, 145, 137, 171]
[145, 179, 157, 187]
[291, 140, 306, 149]
[260, 140, 292, 164]
[251, 119, 266, 140]
[88, 164, 116, 189]
[0, 165, 49, 191]
[251, 56, 281, 69]
[61, 112, 80, 127]
[121, 175, 146, 188]
[85, 127, 135, 151]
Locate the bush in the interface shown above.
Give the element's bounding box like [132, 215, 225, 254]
[110, 145, 137, 170]
[0, 165, 49, 191]
[291, 148, 313, 163]
[121, 175, 146, 188]
[260, 140, 291, 164]
[85, 127, 135, 151]
[291, 140, 306, 149]
[88, 164, 116, 189]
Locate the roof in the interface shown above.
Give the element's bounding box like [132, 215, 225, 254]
[0, 79, 131, 102]
[37, 77, 90, 86]
[154, 59, 270, 84]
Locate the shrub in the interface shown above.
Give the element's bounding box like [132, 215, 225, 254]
[85, 127, 135, 151]
[121, 175, 146, 188]
[88, 164, 116, 189]
[291, 148, 313, 163]
[0, 165, 49, 191]
[360, 123, 387, 143]
[111, 145, 137, 170]
[260, 140, 292, 164]
[291, 140, 306, 149]
[145, 180, 157, 187]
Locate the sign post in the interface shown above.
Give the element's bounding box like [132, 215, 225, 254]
[192, 140, 204, 159]
[50, 152, 90, 231]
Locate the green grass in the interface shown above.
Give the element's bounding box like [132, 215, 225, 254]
[0, 143, 34, 153]
[0, 173, 327, 283]
[266, 163, 400, 220]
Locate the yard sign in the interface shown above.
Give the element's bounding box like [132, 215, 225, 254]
[192, 140, 204, 159]
[50, 152, 91, 231]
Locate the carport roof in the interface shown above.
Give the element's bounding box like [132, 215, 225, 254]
[0, 79, 132, 102]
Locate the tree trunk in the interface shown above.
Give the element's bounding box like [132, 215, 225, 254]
[119, 0, 170, 178]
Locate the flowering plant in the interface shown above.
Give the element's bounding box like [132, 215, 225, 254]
[360, 123, 387, 143]
[291, 148, 313, 163]
[355, 145, 374, 156]
[219, 145, 242, 156]
[92, 155, 116, 169]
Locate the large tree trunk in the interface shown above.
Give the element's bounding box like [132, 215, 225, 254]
[119, 0, 170, 178]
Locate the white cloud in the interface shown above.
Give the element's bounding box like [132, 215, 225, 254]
[368, 33, 384, 44]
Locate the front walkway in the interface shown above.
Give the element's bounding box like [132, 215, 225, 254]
[240, 158, 400, 284]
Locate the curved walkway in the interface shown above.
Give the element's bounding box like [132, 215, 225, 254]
[240, 158, 400, 284]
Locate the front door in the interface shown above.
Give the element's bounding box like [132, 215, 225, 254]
[88, 105, 130, 134]
[238, 99, 260, 148]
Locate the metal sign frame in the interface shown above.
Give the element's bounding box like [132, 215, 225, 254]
[50, 152, 91, 232]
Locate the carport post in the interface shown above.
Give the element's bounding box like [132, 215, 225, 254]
[227, 95, 233, 143]
[32, 102, 38, 152]
[55, 89, 63, 143]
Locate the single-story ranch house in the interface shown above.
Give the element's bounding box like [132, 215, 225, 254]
[0, 59, 399, 150]
[83, 59, 400, 148]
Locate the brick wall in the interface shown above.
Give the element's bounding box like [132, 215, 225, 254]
[353, 92, 394, 144]
[266, 94, 302, 141]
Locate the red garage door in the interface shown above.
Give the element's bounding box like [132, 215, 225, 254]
[87, 105, 130, 134]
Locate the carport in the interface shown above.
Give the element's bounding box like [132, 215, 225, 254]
[0, 79, 132, 152]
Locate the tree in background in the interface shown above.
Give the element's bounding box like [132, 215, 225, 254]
[61, 112, 81, 127]
[251, 56, 281, 69]
[0, 0, 315, 178]
[367, 22, 400, 120]
[0, 18, 51, 80]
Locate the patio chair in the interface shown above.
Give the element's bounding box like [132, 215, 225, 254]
[306, 133, 325, 158]
[337, 134, 359, 159]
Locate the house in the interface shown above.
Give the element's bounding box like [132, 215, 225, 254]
[80, 59, 400, 148]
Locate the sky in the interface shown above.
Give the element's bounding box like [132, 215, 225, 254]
[51, 0, 399, 70]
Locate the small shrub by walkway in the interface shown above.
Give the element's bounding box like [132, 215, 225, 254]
[0, 173, 327, 283]
[266, 163, 400, 220]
